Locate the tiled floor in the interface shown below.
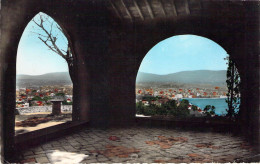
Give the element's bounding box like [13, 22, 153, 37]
[15, 127, 258, 163]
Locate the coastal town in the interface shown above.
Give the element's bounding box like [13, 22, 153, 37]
[135, 86, 227, 116]
[16, 85, 73, 108]
[136, 86, 227, 101]
[16, 84, 226, 107]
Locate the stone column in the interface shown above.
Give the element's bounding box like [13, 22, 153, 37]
[51, 101, 62, 115]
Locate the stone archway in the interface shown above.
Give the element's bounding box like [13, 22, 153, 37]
[126, 18, 258, 151]
[106, 13, 258, 150]
[135, 34, 239, 117]
[1, 1, 259, 162]
[1, 8, 91, 160]
[1, 1, 110, 159]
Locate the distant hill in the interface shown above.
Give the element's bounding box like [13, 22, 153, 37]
[16, 70, 227, 88]
[136, 70, 227, 86]
[16, 72, 72, 88]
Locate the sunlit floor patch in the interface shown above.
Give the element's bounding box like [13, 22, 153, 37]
[135, 114, 151, 117]
[46, 150, 88, 164]
[15, 112, 72, 135]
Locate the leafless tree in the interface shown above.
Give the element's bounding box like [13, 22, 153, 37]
[31, 13, 75, 82]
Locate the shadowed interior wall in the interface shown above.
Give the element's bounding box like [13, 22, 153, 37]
[0, 0, 259, 161]
[0, 0, 3, 162]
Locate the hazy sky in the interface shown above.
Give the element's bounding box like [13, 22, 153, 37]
[138, 35, 228, 75]
[17, 13, 228, 75]
[17, 13, 69, 75]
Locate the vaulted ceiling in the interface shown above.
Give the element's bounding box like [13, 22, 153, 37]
[107, 0, 244, 22]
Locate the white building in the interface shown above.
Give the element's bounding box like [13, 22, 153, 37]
[23, 103, 29, 108]
[176, 94, 183, 99]
[154, 91, 159, 97]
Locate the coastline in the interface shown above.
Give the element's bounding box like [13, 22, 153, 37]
[183, 98, 227, 99]
[183, 98, 229, 115]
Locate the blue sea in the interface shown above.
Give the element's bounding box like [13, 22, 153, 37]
[183, 98, 230, 116]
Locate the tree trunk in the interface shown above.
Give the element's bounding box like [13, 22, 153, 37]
[66, 58, 75, 83]
[228, 64, 235, 117]
[67, 59, 79, 121]
[68, 64, 75, 83]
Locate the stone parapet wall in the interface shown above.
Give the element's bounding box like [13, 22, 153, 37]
[17, 105, 72, 114]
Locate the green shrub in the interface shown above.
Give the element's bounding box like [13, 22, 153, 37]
[178, 99, 189, 110]
[204, 105, 216, 116]
[143, 107, 156, 116]
[32, 96, 42, 101]
[167, 108, 190, 117]
[55, 92, 65, 96]
[136, 102, 145, 114]
[155, 106, 168, 115]
[192, 105, 197, 111]
[43, 96, 52, 102]
[164, 100, 177, 109]
[136, 99, 190, 117]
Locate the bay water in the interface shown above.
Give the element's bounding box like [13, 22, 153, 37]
[184, 98, 229, 116]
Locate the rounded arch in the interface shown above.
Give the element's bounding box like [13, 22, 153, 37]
[136, 33, 242, 82]
[136, 32, 242, 74]
[132, 17, 245, 76]
[131, 22, 246, 120]
[135, 34, 241, 117]
[137, 34, 231, 73]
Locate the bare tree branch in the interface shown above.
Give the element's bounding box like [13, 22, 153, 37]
[31, 13, 75, 82]
[30, 31, 48, 38]
[38, 37, 59, 54]
[61, 49, 67, 53]
[56, 25, 64, 34]
[50, 21, 54, 36]
[33, 16, 67, 59]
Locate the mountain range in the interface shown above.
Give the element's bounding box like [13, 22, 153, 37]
[136, 70, 227, 86]
[16, 72, 72, 88]
[16, 70, 227, 88]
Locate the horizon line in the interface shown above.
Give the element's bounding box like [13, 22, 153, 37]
[16, 71, 69, 76]
[139, 69, 227, 76]
[17, 69, 227, 76]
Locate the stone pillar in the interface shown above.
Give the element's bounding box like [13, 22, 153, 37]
[51, 101, 62, 115]
[0, 1, 3, 162]
[71, 41, 91, 122]
[239, 2, 260, 154]
[107, 32, 138, 127]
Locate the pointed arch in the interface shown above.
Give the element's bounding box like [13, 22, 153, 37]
[15, 12, 75, 134]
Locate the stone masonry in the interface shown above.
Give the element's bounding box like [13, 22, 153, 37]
[17, 105, 72, 114]
[15, 127, 258, 163]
